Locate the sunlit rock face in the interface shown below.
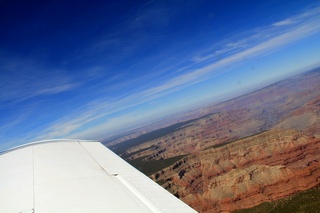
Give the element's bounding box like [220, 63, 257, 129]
[152, 129, 320, 212]
[115, 70, 320, 212]
[121, 70, 320, 163]
[148, 71, 320, 212]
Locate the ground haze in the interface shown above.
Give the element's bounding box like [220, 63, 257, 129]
[107, 68, 320, 212]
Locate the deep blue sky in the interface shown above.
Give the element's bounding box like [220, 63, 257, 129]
[1, 0, 320, 150]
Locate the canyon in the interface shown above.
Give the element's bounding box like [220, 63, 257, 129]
[107, 68, 320, 212]
[152, 129, 320, 212]
[117, 69, 320, 162]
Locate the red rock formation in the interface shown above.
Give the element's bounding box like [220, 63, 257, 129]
[152, 129, 320, 212]
[110, 70, 320, 161]
[108, 70, 320, 212]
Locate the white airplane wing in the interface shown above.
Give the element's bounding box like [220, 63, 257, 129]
[0, 140, 197, 213]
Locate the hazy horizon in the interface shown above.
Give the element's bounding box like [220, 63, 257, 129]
[101, 66, 319, 143]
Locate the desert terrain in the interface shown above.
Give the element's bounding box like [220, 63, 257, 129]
[106, 68, 320, 212]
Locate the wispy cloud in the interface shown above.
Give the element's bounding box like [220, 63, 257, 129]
[192, 6, 320, 64]
[0, 58, 80, 105]
[272, 19, 295, 27]
[3, 5, 320, 145]
[35, 83, 79, 96]
[0, 108, 33, 139]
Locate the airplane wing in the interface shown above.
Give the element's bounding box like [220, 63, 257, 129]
[0, 140, 197, 213]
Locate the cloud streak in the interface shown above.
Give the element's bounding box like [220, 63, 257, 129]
[0, 58, 80, 105]
[2, 5, 320, 147]
[272, 19, 295, 27]
[193, 6, 320, 64]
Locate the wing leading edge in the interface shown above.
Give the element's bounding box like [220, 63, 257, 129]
[0, 140, 197, 213]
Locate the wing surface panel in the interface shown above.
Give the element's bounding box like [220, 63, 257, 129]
[0, 146, 34, 212]
[0, 140, 197, 213]
[81, 142, 197, 213]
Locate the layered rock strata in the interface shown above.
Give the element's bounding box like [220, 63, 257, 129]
[121, 71, 320, 161]
[109, 70, 319, 161]
[151, 129, 320, 212]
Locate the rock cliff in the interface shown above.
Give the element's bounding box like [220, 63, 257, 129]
[151, 129, 320, 212]
[120, 70, 320, 161]
[109, 69, 320, 212]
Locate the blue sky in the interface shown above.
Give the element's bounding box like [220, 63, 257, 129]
[1, 0, 320, 150]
